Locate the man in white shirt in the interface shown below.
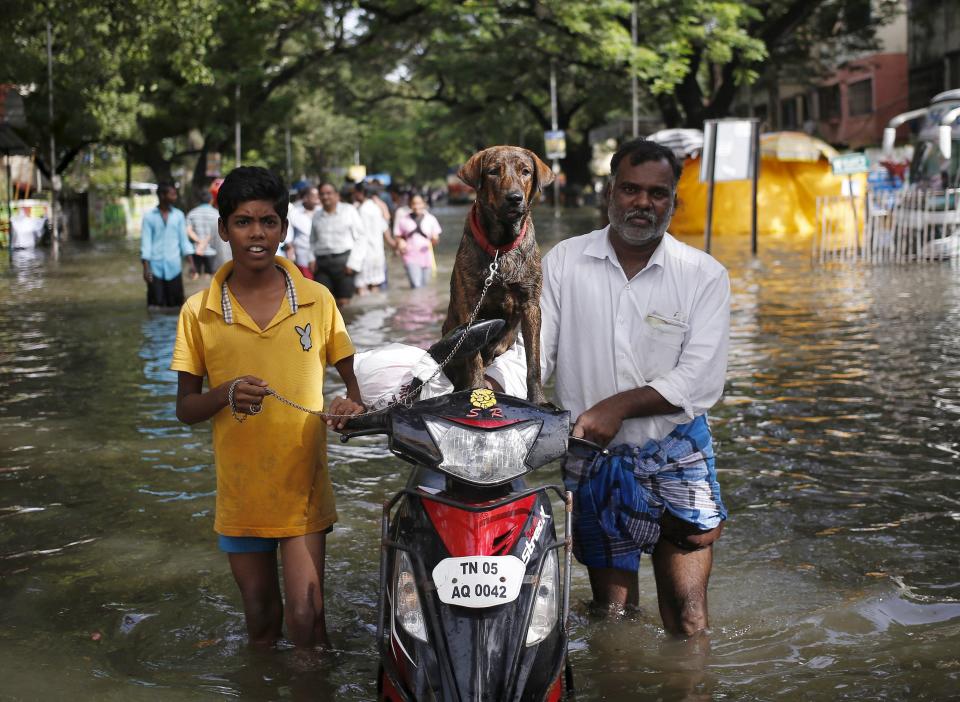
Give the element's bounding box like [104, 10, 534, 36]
[309, 182, 365, 308]
[287, 185, 319, 278]
[352, 183, 388, 293]
[487, 139, 730, 637]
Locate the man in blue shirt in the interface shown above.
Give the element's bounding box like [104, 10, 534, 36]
[141, 182, 193, 307]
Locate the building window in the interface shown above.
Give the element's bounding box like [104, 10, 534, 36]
[781, 98, 798, 129]
[909, 62, 944, 109]
[949, 51, 960, 90]
[818, 85, 841, 120]
[848, 79, 873, 116]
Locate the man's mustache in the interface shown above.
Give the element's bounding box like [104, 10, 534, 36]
[624, 209, 657, 225]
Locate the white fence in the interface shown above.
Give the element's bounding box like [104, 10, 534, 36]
[815, 188, 960, 264]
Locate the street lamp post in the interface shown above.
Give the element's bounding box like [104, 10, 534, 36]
[234, 84, 241, 168]
[631, 2, 639, 138]
[47, 19, 58, 257]
[549, 62, 560, 217]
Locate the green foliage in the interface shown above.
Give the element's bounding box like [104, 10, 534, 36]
[0, 0, 903, 191]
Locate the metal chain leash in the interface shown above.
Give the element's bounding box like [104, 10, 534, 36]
[228, 252, 502, 422]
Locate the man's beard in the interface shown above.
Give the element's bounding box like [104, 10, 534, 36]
[608, 200, 673, 245]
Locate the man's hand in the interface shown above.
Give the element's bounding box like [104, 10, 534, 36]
[571, 396, 628, 448]
[142, 261, 153, 284]
[324, 396, 365, 430]
[309, 260, 317, 274]
[224, 375, 269, 415]
[344, 266, 355, 275]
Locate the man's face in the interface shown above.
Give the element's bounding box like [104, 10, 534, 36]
[159, 186, 178, 207]
[319, 185, 338, 211]
[607, 158, 676, 246]
[302, 188, 320, 211]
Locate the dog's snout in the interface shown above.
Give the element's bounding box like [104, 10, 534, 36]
[505, 191, 524, 205]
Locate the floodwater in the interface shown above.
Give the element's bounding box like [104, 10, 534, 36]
[1, 204, 959, 701]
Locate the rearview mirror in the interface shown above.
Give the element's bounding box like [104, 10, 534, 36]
[882, 127, 896, 156]
[939, 125, 952, 160]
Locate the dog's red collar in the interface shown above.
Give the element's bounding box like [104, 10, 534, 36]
[469, 204, 528, 257]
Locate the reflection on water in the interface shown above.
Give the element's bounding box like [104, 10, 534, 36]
[1, 207, 959, 700]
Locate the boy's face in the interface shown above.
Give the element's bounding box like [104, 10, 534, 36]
[218, 200, 286, 273]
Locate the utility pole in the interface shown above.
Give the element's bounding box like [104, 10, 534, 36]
[234, 84, 241, 167]
[631, 2, 639, 138]
[549, 61, 560, 217]
[285, 126, 292, 183]
[47, 19, 58, 257]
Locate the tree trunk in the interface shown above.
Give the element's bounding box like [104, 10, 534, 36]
[190, 141, 210, 204]
[131, 141, 173, 185]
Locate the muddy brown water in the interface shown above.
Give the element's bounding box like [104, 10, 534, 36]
[1, 205, 959, 700]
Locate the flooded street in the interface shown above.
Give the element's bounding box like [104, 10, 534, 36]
[2, 204, 959, 700]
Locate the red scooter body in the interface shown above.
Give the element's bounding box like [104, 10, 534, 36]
[342, 389, 574, 701]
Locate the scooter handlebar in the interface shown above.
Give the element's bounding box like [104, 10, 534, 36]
[338, 411, 390, 442]
[567, 434, 610, 456]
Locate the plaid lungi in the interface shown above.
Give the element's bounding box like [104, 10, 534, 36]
[562, 414, 726, 572]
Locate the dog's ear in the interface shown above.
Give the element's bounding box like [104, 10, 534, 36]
[458, 151, 485, 190]
[530, 152, 555, 192]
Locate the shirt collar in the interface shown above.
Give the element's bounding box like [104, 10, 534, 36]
[205, 256, 319, 322]
[584, 226, 674, 272]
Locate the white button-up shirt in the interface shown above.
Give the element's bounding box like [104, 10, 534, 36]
[310, 202, 363, 258]
[488, 227, 730, 447]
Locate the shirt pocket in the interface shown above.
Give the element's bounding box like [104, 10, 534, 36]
[637, 313, 688, 380]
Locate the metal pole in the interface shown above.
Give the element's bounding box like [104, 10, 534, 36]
[47, 19, 59, 257]
[750, 119, 759, 256]
[234, 84, 241, 167]
[6, 151, 12, 261]
[847, 174, 859, 257]
[285, 126, 292, 182]
[550, 62, 560, 217]
[704, 123, 717, 254]
[631, 2, 639, 138]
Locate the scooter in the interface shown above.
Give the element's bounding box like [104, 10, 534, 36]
[340, 320, 592, 701]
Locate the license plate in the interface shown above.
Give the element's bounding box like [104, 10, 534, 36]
[432, 555, 525, 608]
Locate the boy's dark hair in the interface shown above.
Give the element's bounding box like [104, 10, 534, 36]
[609, 138, 683, 189]
[217, 166, 288, 221]
[197, 190, 212, 204]
[157, 181, 176, 197]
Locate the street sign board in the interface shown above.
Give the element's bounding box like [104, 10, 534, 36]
[700, 120, 757, 182]
[830, 153, 870, 176]
[544, 130, 566, 160]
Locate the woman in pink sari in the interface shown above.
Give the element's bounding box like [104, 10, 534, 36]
[392, 194, 441, 288]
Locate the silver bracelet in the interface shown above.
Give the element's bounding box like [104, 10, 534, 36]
[227, 379, 246, 423]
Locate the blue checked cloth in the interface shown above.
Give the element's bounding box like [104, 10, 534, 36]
[562, 414, 727, 571]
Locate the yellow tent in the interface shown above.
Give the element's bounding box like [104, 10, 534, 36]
[669, 132, 863, 238]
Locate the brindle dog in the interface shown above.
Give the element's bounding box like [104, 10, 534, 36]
[442, 145, 554, 404]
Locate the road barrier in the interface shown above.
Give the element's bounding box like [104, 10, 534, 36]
[815, 188, 960, 264]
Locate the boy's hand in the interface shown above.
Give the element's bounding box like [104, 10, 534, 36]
[225, 375, 269, 415]
[324, 396, 365, 431]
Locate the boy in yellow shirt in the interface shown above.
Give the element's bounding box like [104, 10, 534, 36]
[171, 166, 363, 648]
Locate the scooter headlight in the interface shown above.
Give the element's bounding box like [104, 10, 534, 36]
[525, 548, 559, 646]
[423, 417, 541, 485]
[395, 550, 427, 642]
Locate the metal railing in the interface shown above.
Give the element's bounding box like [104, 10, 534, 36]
[815, 188, 960, 264]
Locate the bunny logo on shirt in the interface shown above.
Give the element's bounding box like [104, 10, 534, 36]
[295, 323, 312, 351]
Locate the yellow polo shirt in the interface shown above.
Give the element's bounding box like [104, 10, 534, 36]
[171, 256, 355, 537]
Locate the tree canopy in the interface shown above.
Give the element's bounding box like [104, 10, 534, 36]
[0, 0, 902, 191]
